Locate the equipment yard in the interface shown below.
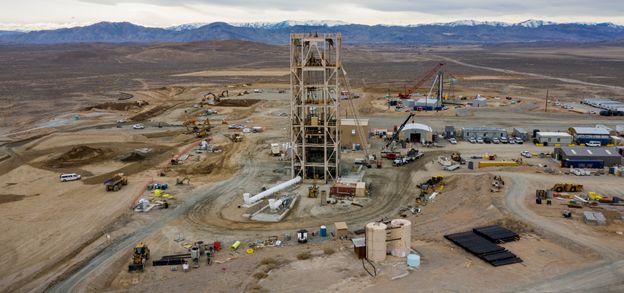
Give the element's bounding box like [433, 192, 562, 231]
[1, 39, 624, 293]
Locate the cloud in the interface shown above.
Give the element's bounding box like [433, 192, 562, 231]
[77, 0, 624, 16]
[1, 0, 623, 29]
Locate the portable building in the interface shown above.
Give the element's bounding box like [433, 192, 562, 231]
[340, 118, 369, 149]
[568, 127, 611, 145]
[461, 127, 507, 140]
[413, 97, 442, 111]
[512, 128, 529, 141]
[535, 132, 573, 145]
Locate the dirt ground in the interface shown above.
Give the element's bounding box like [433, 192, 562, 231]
[1, 40, 624, 292]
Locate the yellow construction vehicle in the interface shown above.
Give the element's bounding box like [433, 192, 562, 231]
[308, 177, 319, 198]
[552, 183, 583, 192]
[128, 242, 150, 272]
[418, 176, 444, 193]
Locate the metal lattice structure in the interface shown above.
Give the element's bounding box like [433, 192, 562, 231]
[290, 33, 341, 182]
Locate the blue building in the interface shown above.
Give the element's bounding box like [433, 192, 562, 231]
[568, 127, 611, 145]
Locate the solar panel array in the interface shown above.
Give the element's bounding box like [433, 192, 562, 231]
[445, 225, 522, 267]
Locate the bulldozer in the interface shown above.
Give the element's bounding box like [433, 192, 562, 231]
[128, 242, 150, 272]
[552, 183, 583, 192]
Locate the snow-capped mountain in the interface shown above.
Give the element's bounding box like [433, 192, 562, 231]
[166, 23, 209, 31]
[232, 20, 349, 29]
[419, 20, 510, 27]
[515, 19, 556, 28]
[1, 20, 623, 44]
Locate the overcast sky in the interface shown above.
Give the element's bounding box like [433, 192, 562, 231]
[1, 0, 624, 30]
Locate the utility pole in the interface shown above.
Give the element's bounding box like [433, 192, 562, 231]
[545, 89, 549, 112]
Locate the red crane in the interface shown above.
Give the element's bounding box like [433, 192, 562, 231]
[397, 63, 445, 99]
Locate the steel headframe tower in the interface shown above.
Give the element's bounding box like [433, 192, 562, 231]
[290, 32, 341, 183]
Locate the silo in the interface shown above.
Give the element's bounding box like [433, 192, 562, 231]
[388, 219, 412, 257]
[365, 222, 387, 261]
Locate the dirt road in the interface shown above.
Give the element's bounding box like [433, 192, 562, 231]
[503, 173, 624, 292]
[47, 156, 256, 292]
[436, 55, 624, 93]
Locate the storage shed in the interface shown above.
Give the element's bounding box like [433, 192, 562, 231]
[413, 97, 442, 111]
[583, 211, 607, 225]
[399, 123, 433, 144]
[471, 96, 487, 107]
[340, 118, 369, 149]
[335, 222, 348, 239]
[535, 132, 573, 145]
[554, 146, 622, 168]
[461, 127, 507, 140]
[568, 127, 611, 145]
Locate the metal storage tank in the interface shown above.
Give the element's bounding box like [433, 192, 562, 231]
[365, 222, 387, 261]
[388, 219, 412, 257]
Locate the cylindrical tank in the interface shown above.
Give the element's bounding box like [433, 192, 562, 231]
[231, 241, 241, 250]
[365, 222, 387, 262]
[191, 246, 200, 260]
[388, 219, 412, 257]
[320, 225, 327, 237]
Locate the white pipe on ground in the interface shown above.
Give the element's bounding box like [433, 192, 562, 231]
[244, 176, 302, 205]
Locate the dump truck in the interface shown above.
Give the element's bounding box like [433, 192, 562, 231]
[105, 173, 128, 191]
[552, 183, 583, 192]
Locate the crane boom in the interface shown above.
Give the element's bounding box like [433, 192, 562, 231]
[398, 63, 445, 99]
[386, 113, 415, 148]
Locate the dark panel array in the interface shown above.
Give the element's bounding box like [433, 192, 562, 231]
[445, 230, 522, 267]
[473, 225, 520, 243]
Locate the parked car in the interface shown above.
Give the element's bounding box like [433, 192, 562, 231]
[60, 173, 81, 182]
[132, 123, 145, 129]
[483, 137, 492, 144]
[468, 137, 477, 144]
[521, 151, 532, 158]
[449, 138, 457, 144]
[515, 137, 524, 144]
[586, 141, 601, 147]
[393, 157, 408, 166]
[476, 137, 484, 144]
[492, 138, 500, 144]
[500, 137, 508, 144]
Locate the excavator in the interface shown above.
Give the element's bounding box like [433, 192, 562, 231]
[128, 242, 150, 272]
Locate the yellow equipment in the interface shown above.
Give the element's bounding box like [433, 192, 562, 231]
[308, 184, 318, 198]
[552, 183, 583, 192]
[128, 243, 150, 272]
[588, 192, 604, 201]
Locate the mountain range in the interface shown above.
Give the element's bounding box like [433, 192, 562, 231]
[1, 20, 623, 45]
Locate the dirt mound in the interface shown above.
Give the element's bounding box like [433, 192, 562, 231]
[216, 99, 260, 107]
[119, 151, 148, 162]
[59, 146, 104, 161]
[84, 100, 148, 111]
[130, 105, 171, 121]
[47, 146, 109, 168]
